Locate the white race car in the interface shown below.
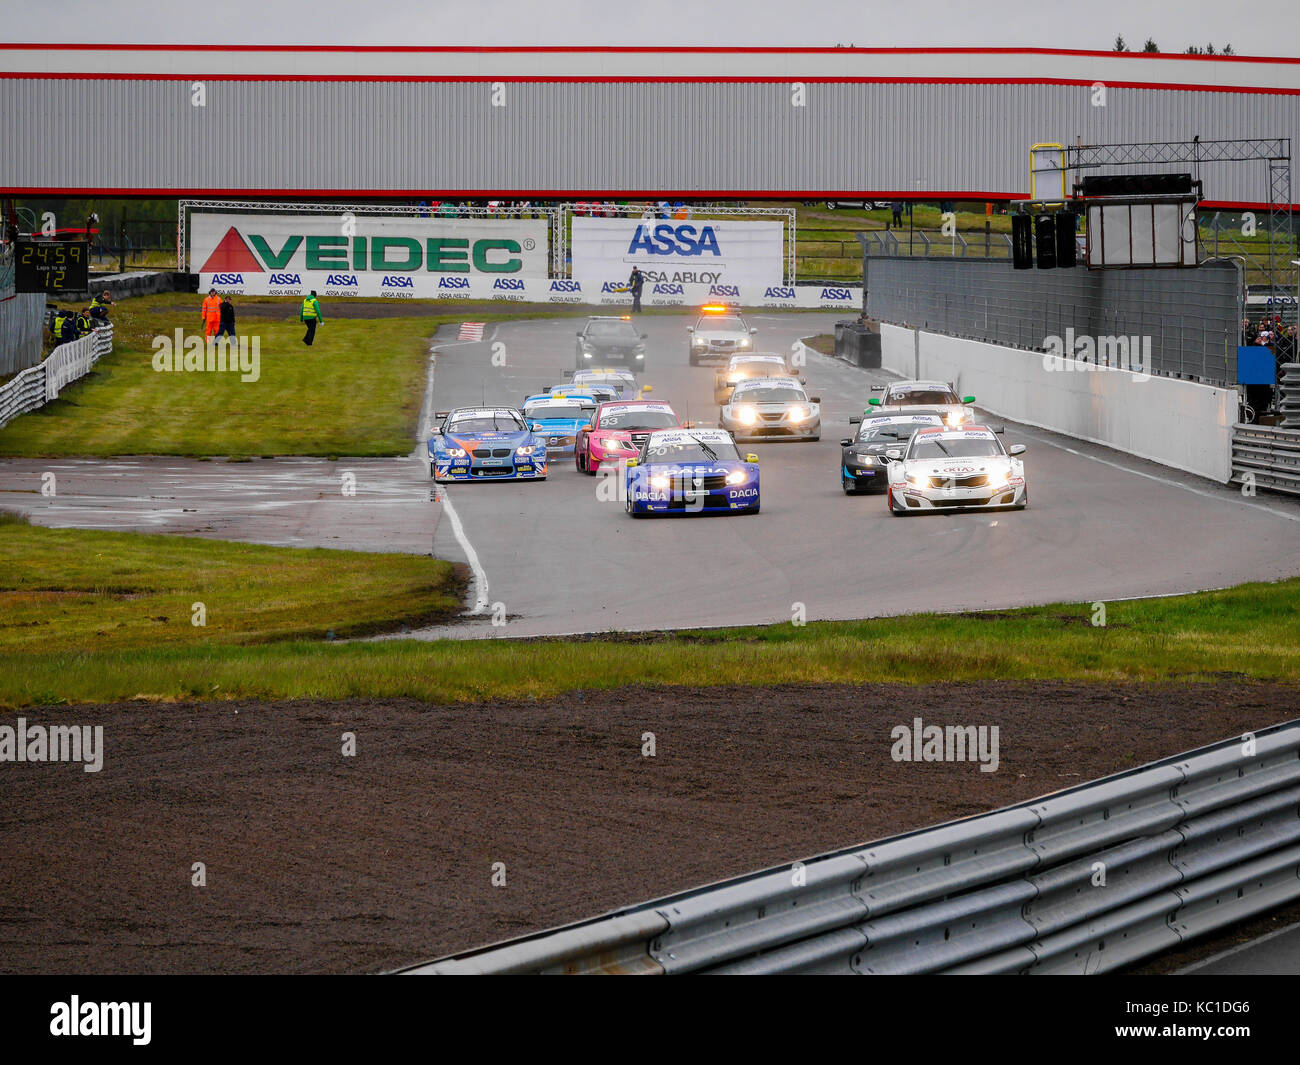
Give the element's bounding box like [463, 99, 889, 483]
[884, 424, 1027, 514]
[867, 379, 977, 427]
[720, 376, 821, 442]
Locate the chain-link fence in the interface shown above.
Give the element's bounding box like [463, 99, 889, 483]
[862, 255, 1244, 385]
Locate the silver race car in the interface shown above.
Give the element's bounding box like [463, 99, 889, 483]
[884, 424, 1027, 514]
[867, 379, 977, 427]
[720, 377, 821, 442]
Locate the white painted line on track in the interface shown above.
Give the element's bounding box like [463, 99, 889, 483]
[1175, 918, 1300, 974]
[421, 331, 491, 616]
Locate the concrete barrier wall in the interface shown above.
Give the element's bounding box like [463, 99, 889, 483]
[881, 324, 1234, 483]
[0, 292, 47, 376]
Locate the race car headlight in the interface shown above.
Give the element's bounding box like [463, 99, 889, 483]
[515, 445, 536, 455]
[788, 406, 808, 422]
[852, 453, 874, 466]
[736, 406, 758, 425]
[725, 469, 747, 485]
[728, 373, 745, 383]
[739, 337, 750, 347]
[906, 473, 923, 486]
[444, 448, 467, 458]
[649, 474, 671, 489]
[945, 409, 970, 425]
[583, 352, 593, 359]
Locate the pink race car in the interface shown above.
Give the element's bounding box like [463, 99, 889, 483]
[574, 400, 690, 474]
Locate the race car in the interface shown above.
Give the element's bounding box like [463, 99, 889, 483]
[866, 379, 976, 426]
[521, 393, 600, 458]
[565, 367, 642, 398]
[429, 406, 548, 482]
[884, 424, 1027, 514]
[543, 382, 619, 404]
[719, 377, 821, 442]
[625, 428, 760, 517]
[574, 316, 648, 369]
[575, 399, 688, 474]
[687, 304, 758, 365]
[713, 353, 803, 404]
[839, 411, 946, 494]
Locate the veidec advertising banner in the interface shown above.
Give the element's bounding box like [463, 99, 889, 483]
[192, 212, 550, 297]
[569, 217, 785, 287]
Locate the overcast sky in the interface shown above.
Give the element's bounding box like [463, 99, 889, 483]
[9, 0, 1299, 53]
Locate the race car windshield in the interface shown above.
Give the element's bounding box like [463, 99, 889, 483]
[525, 403, 594, 421]
[699, 316, 745, 331]
[446, 411, 527, 433]
[644, 437, 740, 463]
[599, 410, 679, 430]
[859, 420, 935, 442]
[889, 390, 960, 406]
[733, 387, 806, 404]
[586, 322, 638, 340]
[909, 437, 1003, 460]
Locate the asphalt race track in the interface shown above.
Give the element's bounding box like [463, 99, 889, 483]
[4, 311, 1300, 639]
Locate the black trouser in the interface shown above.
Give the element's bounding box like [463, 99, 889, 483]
[217, 322, 236, 338]
[303, 318, 317, 345]
[631, 290, 642, 313]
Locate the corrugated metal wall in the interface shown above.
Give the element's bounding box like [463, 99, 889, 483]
[0, 293, 48, 376]
[1, 78, 1296, 202]
[864, 257, 1243, 384]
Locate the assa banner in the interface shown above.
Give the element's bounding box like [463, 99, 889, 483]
[199, 272, 860, 309]
[570, 217, 785, 287]
[191, 212, 549, 284]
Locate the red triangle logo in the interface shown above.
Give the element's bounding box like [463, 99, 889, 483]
[198, 227, 263, 273]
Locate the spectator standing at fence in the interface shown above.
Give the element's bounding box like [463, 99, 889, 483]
[891, 201, 903, 227]
[216, 295, 237, 341]
[627, 266, 645, 314]
[300, 290, 324, 346]
[201, 288, 222, 338]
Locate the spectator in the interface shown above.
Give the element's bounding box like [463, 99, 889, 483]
[201, 288, 221, 338]
[627, 266, 645, 314]
[216, 295, 237, 340]
[300, 290, 324, 346]
[891, 201, 903, 227]
[89, 289, 113, 324]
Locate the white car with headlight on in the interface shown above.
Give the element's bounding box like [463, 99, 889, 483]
[884, 425, 1027, 514]
[720, 377, 821, 442]
[866, 379, 977, 427]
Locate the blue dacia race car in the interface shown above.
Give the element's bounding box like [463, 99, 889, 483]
[624, 428, 760, 517]
[429, 406, 548, 482]
[521, 393, 600, 458]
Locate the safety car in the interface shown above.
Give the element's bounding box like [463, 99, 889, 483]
[687, 304, 758, 365]
[575, 316, 648, 369]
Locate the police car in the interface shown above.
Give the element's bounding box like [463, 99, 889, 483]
[575, 316, 648, 369]
[624, 428, 760, 517]
[884, 425, 1028, 514]
[521, 393, 600, 458]
[720, 377, 821, 442]
[866, 380, 977, 426]
[839, 411, 946, 494]
[429, 407, 548, 482]
[687, 304, 758, 366]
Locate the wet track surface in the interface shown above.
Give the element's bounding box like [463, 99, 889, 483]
[4, 311, 1300, 638]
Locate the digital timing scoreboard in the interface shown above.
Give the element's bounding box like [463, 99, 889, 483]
[15, 240, 89, 294]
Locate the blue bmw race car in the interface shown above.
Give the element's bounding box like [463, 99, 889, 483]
[521, 393, 600, 458]
[429, 406, 548, 482]
[624, 428, 760, 517]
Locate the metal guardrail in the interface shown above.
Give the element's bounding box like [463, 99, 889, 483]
[0, 325, 113, 430]
[397, 719, 1300, 974]
[1232, 423, 1300, 496]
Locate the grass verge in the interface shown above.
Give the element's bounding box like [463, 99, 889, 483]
[0, 521, 462, 658]
[2, 546, 1299, 706]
